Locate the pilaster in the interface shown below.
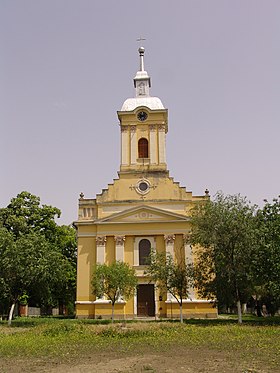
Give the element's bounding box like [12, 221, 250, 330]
[114, 235, 125, 261]
[149, 124, 157, 164]
[183, 234, 195, 300]
[121, 126, 129, 165]
[164, 234, 175, 259]
[158, 124, 166, 164]
[130, 125, 137, 164]
[96, 236, 106, 264]
[164, 234, 176, 302]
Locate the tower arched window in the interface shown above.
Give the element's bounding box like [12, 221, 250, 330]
[138, 138, 149, 158]
[139, 239, 151, 265]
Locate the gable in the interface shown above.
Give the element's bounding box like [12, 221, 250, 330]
[95, 205, 189, 224]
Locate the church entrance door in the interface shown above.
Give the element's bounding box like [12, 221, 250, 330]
[137, 284, 155, 317]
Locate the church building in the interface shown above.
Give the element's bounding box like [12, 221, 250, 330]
[75, 47, 217, 319]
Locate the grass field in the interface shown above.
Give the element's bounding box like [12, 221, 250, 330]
[0, 316, 279, 372]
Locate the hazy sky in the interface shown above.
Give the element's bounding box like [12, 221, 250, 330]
[1, 1, 280, 225]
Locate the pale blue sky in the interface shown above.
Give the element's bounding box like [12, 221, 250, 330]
[1, 0, 280, 224]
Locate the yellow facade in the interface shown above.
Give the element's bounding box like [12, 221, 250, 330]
[75, 47, 217, 319]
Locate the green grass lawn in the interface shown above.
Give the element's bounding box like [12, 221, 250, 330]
[0, 316, 279, 372]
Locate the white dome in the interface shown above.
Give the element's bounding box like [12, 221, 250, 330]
[121, 96, 165, 111]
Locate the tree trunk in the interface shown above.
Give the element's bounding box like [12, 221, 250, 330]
[256, 300, 262, 317]
[242, 303, 247, 314]
[237, 299, 242, 324]
[180, 303, 183, 324]
[8, 302, 16, 326]
[111, 303, 115, 323]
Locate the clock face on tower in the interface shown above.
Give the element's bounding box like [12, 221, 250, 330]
[137, 111, 148, 122]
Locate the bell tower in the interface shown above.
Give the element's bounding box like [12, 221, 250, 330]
[117, 47, 168, 174]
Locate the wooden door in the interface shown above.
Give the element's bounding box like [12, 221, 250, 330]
[137, 284, 155, 316]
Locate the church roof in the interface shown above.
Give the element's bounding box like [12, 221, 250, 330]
[121, 96, 164, 111]
[120, 46, 165, 111]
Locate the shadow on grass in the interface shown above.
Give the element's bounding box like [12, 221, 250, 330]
[182, 316, 280, 326]
[1, 315, 279, 328]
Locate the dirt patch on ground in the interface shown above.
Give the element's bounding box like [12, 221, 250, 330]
[0, 347, 275, 373]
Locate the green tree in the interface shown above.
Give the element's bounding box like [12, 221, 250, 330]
[0, 229, 14, 317]
[0, 191, 60, 239]
[146, 250, 194, 323]
[0, 229, 71, 325]
[191, 192, 257, 324]
[91, 261, 137, 322]
[0, 192, 77, 321]
[50, 225, 77, 314]
[254, 197, 280, 315]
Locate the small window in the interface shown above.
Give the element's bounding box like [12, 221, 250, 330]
[135, 179, 151, 195]
[138, 138, 149, 158]
[139, 239, 151, 265]
[139, 182, 148, 191]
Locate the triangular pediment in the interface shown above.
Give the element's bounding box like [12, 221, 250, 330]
[96, 205, 189, 224]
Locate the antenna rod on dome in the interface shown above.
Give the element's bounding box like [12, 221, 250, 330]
[136, 37, 146, 72]
[139, 47, 145, 72]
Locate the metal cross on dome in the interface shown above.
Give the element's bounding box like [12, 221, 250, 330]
[136, 36, 146, 46]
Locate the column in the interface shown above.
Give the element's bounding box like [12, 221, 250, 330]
[183, 233, 195, 300]
[149, 124, 157, 164]
[130, 125, 137, 164]
[96, 236, 106, 264]
[121, 126, 129, 165]
[158, 125, 166, 164]
[114, 235, 125, 261]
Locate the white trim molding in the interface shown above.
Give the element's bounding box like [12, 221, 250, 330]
[134, 236, 156, 266]
[93, 299, 127, 305]
[165, 299, 215, 304]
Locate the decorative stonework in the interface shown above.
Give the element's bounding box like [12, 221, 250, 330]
[130, 125, 136, 133]
[183, 233, 192, 245]
[138, 212, 148, 219]
[158, 124, 165, 131]
[149, 124, 157, 131]
[164, 234, 175, 244]
[130, 179, 157, 196]
[114, 235, 125, 246]
[121, 125, 128, 132]
[96, 236, 107, 246]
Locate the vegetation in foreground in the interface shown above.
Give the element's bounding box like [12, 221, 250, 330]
[191, 193, 280, 323]
[0, 317, 279, 371]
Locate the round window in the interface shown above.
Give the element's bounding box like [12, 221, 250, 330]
[139, 182, 148, 191]
[136, 179, 151, 195]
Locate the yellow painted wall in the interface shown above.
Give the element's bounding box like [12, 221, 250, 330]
[76, 304, 95, 318]
[155, 235, 165, 254]
[97, 175, 196, 205]
[125, 297, 134, 316]
[106, 236, 115, 264]
[166, 302, 217, 319]
[76, 237, 95, 302]
[124, 236, 134, 265]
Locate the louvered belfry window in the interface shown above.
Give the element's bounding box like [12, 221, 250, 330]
[138, 138, 148, 158]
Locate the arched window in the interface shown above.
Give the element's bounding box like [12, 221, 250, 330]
[138, 138, 149, 158]
[139, 239, 151, 265]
